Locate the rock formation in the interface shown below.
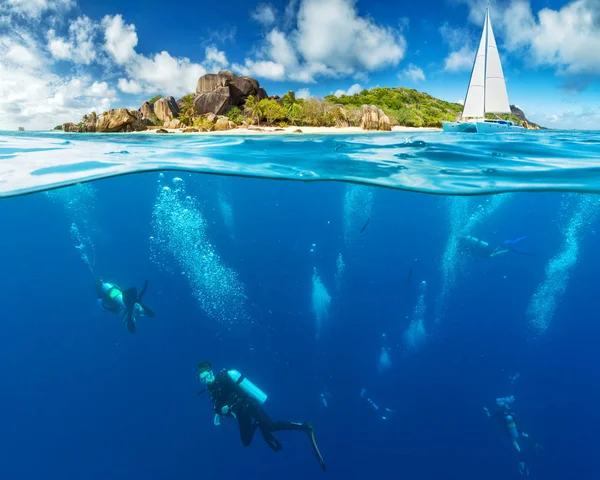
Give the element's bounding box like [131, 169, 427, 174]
[192, 70, 266, 116]
[140, 101, 154, 119]
[154, 96, 179, 122]
[510, 104, 543, 129]
[360, 105, 391, 131]
[164, 118, 184, 129]
[96, 108, 136, 132]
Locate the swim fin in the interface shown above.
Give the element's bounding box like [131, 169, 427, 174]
[122, 287, 137, 333]
[139, 301, 155, 318]
[303, 423, 326, 472]
[138, 280, 149, 301]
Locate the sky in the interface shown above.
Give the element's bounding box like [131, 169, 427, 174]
[0, 0, 599, 130]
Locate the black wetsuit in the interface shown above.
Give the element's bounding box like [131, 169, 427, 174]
[206, 369, 326, 470]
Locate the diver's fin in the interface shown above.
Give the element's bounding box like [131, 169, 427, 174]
[138, 280, 149, 302]
[303, 423, 326, 471]
[139, 301, 155, 318]
[122, 287, 138, 333]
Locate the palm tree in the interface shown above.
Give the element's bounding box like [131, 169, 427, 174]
[178, 95, 195, 126]
[244, 95, 262, 125]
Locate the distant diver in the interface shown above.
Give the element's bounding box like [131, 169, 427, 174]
[462, 235, 534, 259]
[95, 279, 155, 333]
[197, 361, 326, 471]
[484, 395, 542, 476]
[360, 388, 394, 421]
[359, 217, 370, 234]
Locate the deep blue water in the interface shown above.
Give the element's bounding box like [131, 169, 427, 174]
[1, 132, 600, 479]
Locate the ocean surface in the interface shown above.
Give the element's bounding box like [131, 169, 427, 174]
[1, 129, 599, 480]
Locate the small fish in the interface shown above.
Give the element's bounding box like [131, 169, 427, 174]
[359, 217, 371, 234]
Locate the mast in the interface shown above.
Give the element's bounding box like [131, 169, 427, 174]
[483, 2, 489, 116]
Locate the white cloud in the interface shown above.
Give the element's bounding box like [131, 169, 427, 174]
[502, 0, 600, 74]
[439, 23, 475, 72]
[47, 16, 96, 64]
[334, 83, 362, 96]
[0, 34, 118, 130]
[117, 78, 143, 94]
[251, 3, 277, 26]
[1, 0, 75, 19]
[233, 0, 406, 82]
[534, 106, 600, 130]
[296, 0, 405, 73]
[101, 15, 207, 96]
[455, 0, 600, 75]
[444, 46, 474, 72]
[400, 64, 425, 83]
[296, 88, 311, 99]
[204, 45, 228, 70]
[232, 59, 285, 80]
[102, 14, 138, 65]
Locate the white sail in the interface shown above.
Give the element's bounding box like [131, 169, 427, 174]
[461, 20, 486, 118]
[484, 11, 511, 113]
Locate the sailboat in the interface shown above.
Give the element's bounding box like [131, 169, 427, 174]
[442, 3, 523, 133]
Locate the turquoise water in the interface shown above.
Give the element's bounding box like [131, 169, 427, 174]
[2, 130, 600, 198]
[2, 129, 600, 479]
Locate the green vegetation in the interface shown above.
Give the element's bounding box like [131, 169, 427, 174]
[244, 95, 262, 125]
[324, 87, 465, 127]
[485, 112, 525, 124]
[225, 106, 243, 125]
[149, 94, 163, 104]
[177, 95, 195, 126]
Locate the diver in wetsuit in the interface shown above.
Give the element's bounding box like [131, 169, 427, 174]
[462, 235, 533, 259]
[197, 361, 326, 471]
[484, 396, 541, 476]
[95, 279, 154, 333]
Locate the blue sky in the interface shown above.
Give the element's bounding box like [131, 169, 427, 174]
[0, 0, 598, 129]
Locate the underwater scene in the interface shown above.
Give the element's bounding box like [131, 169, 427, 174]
[1, 130, 600, 480]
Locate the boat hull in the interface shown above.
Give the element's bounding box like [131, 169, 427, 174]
[475, 121, 524, 133]
[442, 121, 478, 133]
[442, 120, 525, 133]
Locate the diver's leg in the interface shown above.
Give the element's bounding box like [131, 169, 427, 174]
[512, 439, 521, 452]
[237, 411, 257, 447]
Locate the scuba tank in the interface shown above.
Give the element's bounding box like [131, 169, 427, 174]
[227, 370, 268, 404]
[505, 414, 519, 439]
[102, 282, 125, 308]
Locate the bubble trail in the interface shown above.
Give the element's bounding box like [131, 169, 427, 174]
[343, 185, 373, 247]
[46, 184, 97, 276]
[404, 280, 428, 352]
[335, 253, 345, 291]
[527, 194, 600, 335]
[311, 267, 331, 339]
[150, 174, 248, 326]
[435, 194, 511, 323]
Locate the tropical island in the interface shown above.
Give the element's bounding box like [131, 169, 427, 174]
[57, 70, 540, 134]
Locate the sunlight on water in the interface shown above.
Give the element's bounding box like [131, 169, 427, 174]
[435, 194, 511, 322]
[343, 184, 373, 246]
[404, 280, 428, 351]
[311, 267, 331, 339]
[4, 131, 600, 198]
[150, 174, 248, 325]
[527, 194, 600, 334]
[45, 184, 97, 276]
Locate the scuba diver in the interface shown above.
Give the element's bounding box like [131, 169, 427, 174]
[95, 279, 155, 333]
[360, 388, 395, 421]
[197, 361, 326, 471]
[484, 395, 541, 476]
[462, 235, 534, 259]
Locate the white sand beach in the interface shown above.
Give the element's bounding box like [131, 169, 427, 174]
[136, 125, 441, 135]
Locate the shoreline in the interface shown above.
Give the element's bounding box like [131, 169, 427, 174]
[133, 125, 441, 135]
